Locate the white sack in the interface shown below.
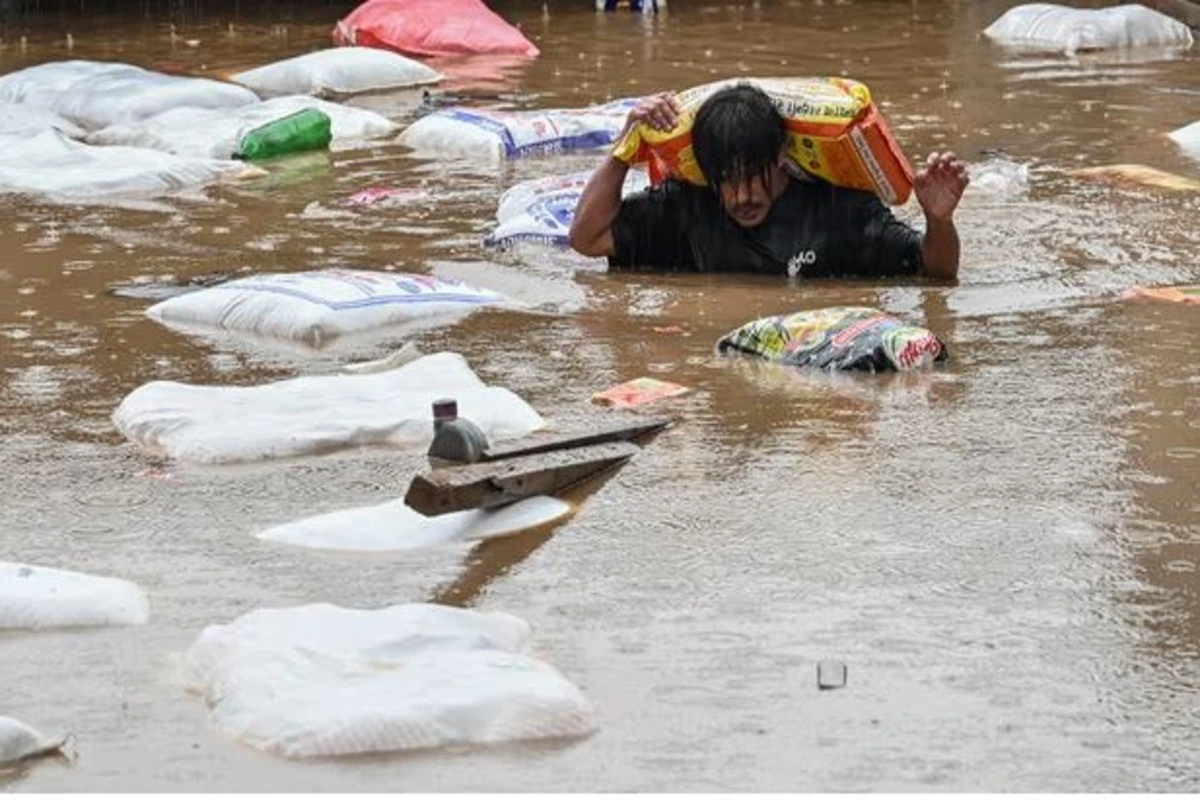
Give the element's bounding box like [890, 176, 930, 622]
[0, 561, 149, 630]
[0, 129, 255, 200]
[232, 47, 441, 98]
[87, 97, 397, 159]
[145, 269, 505, 347]
[182, 603, 597, 758]
[0, 103, 86, 139]
[0, 59, 135, 108]
[46, 62, 258, 130]
[112, 351, 545, 464]
[0, 717, 66, 766]
[983, 3, 1195, 55]
[487, 168, 650, 248]
[258, 495, 572, 552]
[1169, 120, 1200, 160]
[399, 98, 638, 160]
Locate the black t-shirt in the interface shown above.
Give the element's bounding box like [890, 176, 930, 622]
[609, 176, 924, 278]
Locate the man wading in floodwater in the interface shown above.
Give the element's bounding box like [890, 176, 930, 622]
[569, 83, 969, 280]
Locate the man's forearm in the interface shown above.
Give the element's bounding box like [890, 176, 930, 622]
[568, 156, 630, 258]
[920, 216, 960, 280]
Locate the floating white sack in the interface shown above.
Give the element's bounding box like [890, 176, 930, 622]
[0, 130, 255, 200]
[47, 62, 258, 130]
[983, 3, 1194, 55]
[182, 603, 597, 758]
[399, 98, 638, 160]
[87, 97, 397, 159]
[112, 351, 545, 464]
[0, 717, 66, 767]
[259, 495, 572, 552]
[1169, 120, 1200, 160]
[0, 59, 135, 108]
[145, 269, 506, 347]
[232, 47, 441, 98]
[0, 561, 149, 630]
[487, 168, 650, 248]
[0, 103, 86, 139]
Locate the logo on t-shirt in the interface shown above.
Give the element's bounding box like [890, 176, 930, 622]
[787, 250, 817, 277]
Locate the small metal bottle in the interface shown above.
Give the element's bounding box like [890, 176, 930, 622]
[427, 398, 489, 465]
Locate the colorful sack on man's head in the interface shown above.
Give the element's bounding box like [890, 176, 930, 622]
[612, 77, 914, 205]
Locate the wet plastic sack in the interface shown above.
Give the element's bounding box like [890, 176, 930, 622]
[399, 99, 637, 160]
[0, 717, 66, 767]
[0, 60, 135, 108]
[1169, 120, 1200, 161]
[88, 97, 397, 159]
[0, 103, 86, 139]
[112, 352, 545, 464]
[983, 3, 1194, 55]
[182, 603, 596, 758]
[32, 61, 259, 131]
[333, 0, 540, 58]
[612, 77, 914, 205]
[145, 269, 506, 347]
[231, 47, 441, 98]
[259, 495, 572, 552]
[0, 561, 150, 630]
[716, 306, 947, 371]
[485, 170, 650, 248]
[0, 129, 255, 200]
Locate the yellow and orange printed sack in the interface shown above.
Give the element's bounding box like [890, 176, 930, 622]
[611, 76, 914, 205]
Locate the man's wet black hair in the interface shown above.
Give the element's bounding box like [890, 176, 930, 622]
[692, 82, 787, 190]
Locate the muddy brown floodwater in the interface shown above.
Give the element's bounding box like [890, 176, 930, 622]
[1, 0, 1198, 791]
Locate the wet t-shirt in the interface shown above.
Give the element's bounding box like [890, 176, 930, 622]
[609, 176, 924, 278]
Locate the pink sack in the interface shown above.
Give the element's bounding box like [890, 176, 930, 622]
[333, 0, 539, 59]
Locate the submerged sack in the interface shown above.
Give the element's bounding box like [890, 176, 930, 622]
[612, 77, 914, 204]
[1121, 284, 1200, 305]
[717, 306, 947, 371]
[0, 561, 150, 630]
[399, 99, 637, 160]
[146, 269, 507, 347]
[0, 60, 135, 108]
[182, 603, 594, 758]
[486, 169, 650, 247]
[88, 97, 396, 159]
[0, 103, 86, 139]
[0, 129, 255, 200]
[231, 47, 441, 98]
[259, 495, 572, 552]
[983, 3, 1194, 54]
[0, 717, 66, 767]
[41, 62, 258, 130]
[334, 0, 540, 58]
[112, 351, 545, 464]
[1169, 120, 1200, 160]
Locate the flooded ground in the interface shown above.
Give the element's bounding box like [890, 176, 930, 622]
[2, 0, 1199, 791]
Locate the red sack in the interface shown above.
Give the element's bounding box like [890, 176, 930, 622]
[333, 0, 540, 59]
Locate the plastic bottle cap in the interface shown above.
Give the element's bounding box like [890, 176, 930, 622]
[432, 398, 458, 422]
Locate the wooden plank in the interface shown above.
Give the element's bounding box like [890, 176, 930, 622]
[481, 416, 672, 462]
[405, 442, 640, 516]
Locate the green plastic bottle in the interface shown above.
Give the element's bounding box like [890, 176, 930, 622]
[235, 108, 333, 161]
